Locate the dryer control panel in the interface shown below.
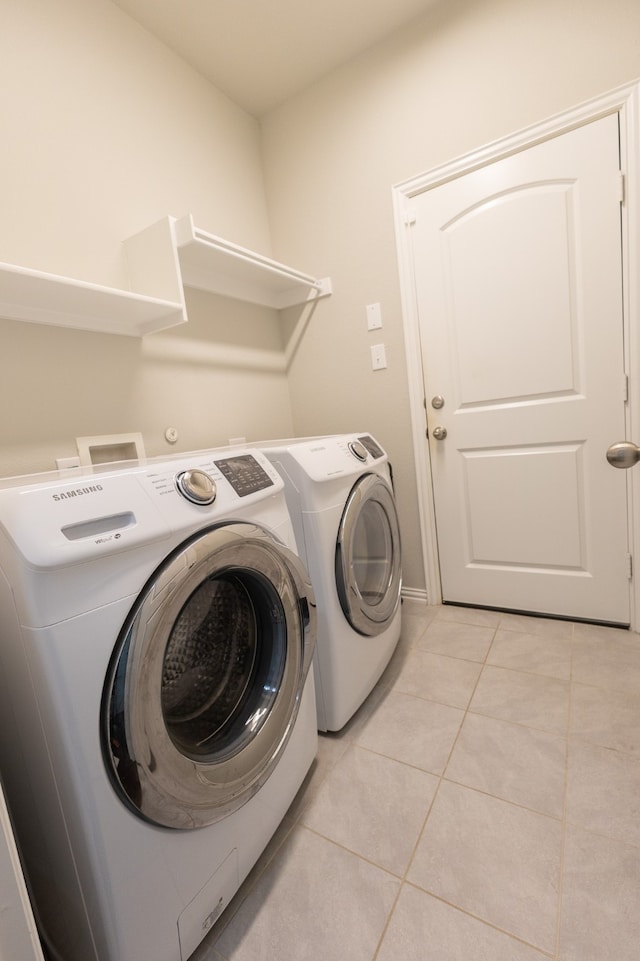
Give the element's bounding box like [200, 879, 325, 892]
[357, 435, 384, 459]
[271, 434, 388, 483]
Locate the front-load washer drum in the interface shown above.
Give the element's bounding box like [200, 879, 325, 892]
[335, 473, 402, 636]
[102, 522, 315, 830]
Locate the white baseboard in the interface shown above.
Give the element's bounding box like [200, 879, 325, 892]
[401, 587, 429, 604]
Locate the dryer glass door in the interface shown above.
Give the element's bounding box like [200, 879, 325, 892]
[102, 523, 315, 829]
[335, 474, 402, 636]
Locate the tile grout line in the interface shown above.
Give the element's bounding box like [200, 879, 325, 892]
[402, 882, 557, 960]
[208, 607, 583, 960]
[433, 611, 579, 951]
[199, 611, 640, 961]
[370, 616, 502, 961]
[199, 730, 354, 954]
[553, 620, 575, 961]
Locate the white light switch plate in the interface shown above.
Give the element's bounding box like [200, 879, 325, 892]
[371, 343, 387, 370]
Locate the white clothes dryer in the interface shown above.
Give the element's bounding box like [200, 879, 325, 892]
[0, 448, 317, 961]
[258, 434, 402, 732]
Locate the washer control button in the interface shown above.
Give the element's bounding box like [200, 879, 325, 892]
[176, 469, 217, 505]
[348, 440, 368, 462]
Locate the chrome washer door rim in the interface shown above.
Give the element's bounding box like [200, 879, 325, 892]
[102, 523, 315, 829]
[335, 474, 402, 636]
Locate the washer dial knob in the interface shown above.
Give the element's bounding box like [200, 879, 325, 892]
[348, 440, 368, 462]
[175, 469, 217, 505]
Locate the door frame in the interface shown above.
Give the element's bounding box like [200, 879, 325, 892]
[393, 80, 640, 628]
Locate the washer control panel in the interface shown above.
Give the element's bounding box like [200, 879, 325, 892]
[175, 469, 217, 505]
[214, 454, 274, 497]
[0, 448, 284, 572]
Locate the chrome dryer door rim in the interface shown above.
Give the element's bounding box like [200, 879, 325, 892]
[335, 473, 402, 636]
[102, 522, 316, 829]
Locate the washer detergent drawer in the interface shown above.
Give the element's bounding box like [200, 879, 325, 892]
[0, 473, 172, 570]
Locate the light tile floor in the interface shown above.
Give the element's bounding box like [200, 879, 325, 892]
[193, 601, 640, 961]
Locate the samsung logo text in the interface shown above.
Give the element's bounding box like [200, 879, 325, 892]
[52, 485, 104, 501]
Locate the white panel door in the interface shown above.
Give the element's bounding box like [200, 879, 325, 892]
[410, 113, 629, 623]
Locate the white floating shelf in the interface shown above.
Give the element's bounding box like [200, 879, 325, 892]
[0, 214, 330, 337]
[0, 262, 186, 336]
[174, 215, 332, 310]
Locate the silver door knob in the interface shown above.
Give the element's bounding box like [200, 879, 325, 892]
[606, 441, 640, 469]
[432, 426, 447, 441]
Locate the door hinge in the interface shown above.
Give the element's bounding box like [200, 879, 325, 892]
[627, 553, 633, 580]
[623, 373, 629, 403]
[404, 212, 417, 226]
[618, 171, 625, 204]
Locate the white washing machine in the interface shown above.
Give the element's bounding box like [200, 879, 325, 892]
[0, 448, 317, 961]
[258, 434, 402, 732]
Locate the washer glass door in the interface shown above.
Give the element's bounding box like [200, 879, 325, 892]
[335, 474, 402, 636]
[102, 522, 315, 829]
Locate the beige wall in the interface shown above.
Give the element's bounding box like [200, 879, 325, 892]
[261, 0, 640, 594]
[5, 0, 640, 594]
[0, 0, 294, 477]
